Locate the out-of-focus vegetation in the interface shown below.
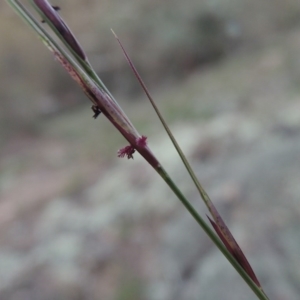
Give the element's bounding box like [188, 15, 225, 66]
[2, 1, 300, 299]
[1, 0, 300, 136]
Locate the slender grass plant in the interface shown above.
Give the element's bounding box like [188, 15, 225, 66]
[6, 1, 270, 299]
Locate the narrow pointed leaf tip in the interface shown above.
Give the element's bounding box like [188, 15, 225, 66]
[32, 0, 87, 61]
[112, 28, 262, 292]
[207, 216, 261, 287]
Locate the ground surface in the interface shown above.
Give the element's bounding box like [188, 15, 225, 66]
[1, 1, 300, 300]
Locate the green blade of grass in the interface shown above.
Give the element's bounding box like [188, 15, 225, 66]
[29, 0, 121, 109]
[7, 0, 134, 130]
[112, 30, 269, 300]
[6, 2, 269, 299]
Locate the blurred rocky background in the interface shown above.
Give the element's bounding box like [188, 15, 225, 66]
[1, 0, 300, 299]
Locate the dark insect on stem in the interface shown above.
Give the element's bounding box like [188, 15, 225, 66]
[91, 105, 102, 119]
[41, 5, 60, 23]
